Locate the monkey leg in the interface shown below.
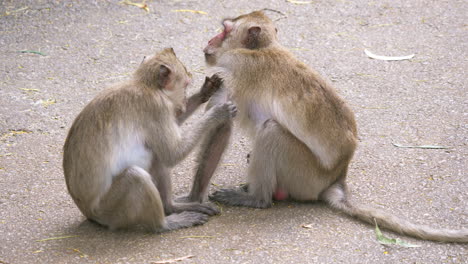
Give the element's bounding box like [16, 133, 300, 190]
[151, 161, 220, 216]
[210, 119, 281, 208]
[187, 121, 233, 203]
[94, 166, 208, 232]
[210, 119, 333, 208]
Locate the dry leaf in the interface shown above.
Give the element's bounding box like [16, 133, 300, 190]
[151, 255, 194, 264]
[364, 49, 414, 61]
[301, 224, 314, 229]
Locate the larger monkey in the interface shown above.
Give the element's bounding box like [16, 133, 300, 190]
[63, 48, 237, 232]
[201, 11, 467, 242]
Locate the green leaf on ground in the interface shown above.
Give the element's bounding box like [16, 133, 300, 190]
[374, 220, 421, 248]
[18, 50, 47, 56]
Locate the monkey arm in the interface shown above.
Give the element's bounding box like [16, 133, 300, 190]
[177, 75, 224, 125]
[177, 93, 204, 125]
[149, 119, 202, 167]
[153, 103, 236, 168]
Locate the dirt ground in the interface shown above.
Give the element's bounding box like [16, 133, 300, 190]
[0, 0, 466, 263]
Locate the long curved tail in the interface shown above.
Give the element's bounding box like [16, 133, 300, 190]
[322, 185, 468, 243]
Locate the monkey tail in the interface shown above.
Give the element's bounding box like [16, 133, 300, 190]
[322, 184, 468, 243]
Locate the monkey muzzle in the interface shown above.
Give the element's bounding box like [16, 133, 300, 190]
[203, 31, 225, 55]
[203, 20, 233, 55]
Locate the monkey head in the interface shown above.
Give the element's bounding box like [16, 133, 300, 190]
[203, 11, 279, 65]
[135, 48, 192, 115]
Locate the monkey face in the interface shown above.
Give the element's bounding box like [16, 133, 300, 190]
[135, 48, 191, 115]
[203, 11, 278, 65]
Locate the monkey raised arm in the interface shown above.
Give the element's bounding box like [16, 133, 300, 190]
[151, 102, 237, 168]
[177, 75, 224, 125]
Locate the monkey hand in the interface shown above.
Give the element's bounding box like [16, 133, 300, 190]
[208, 101, 237, 124]
[199, 74, 223, 103]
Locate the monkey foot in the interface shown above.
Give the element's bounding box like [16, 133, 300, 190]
[164, 211, 209, 231]
[209, 188, 271, 208]
[174, 194, 198, 203]
[172, 201, 220, 216]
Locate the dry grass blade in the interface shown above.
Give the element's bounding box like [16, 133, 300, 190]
[365, 49, 414, 61]
[36, 235, 78, 242]
[392, 143, 449, 149]
[179, 235, 215, 239]
[119, 0, 149, 12]
[286, 0, 313, 4]
[171, 9, 207, 15]
[151, 255, 194, 264]
[261, 8, 288, 21]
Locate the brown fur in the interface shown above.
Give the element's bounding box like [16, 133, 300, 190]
[206, 11, 467, 243]
[63, 48, 236, 232]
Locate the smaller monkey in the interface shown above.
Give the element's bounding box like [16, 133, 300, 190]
[63, 48, 237, 232]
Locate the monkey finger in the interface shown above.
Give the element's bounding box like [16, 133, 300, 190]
[200, 76, 223, 101]
[209, 188, 242, 205]
[198, 202, 221, 216]
[209, 74, 223, 87]
[226, 102, 238, 118]
[175, 202, 220, 216]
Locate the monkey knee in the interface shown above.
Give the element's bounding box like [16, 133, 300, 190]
[255, 119, 284, 145]
[122, 166, 153, 185]
[258, 119, 282, 133]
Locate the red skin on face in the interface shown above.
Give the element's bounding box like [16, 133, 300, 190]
[203, 31, 224, 54]
[203, 21, 233, 54]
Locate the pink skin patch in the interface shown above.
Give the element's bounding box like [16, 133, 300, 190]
[203, 32, 224, 54]
[203, 20, 233, 54]
[273, 188, 288, 201]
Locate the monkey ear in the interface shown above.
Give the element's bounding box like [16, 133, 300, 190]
[245, 26, 262, 49]
[158, 64, 172, 90]
[162, 47, 176, 55]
